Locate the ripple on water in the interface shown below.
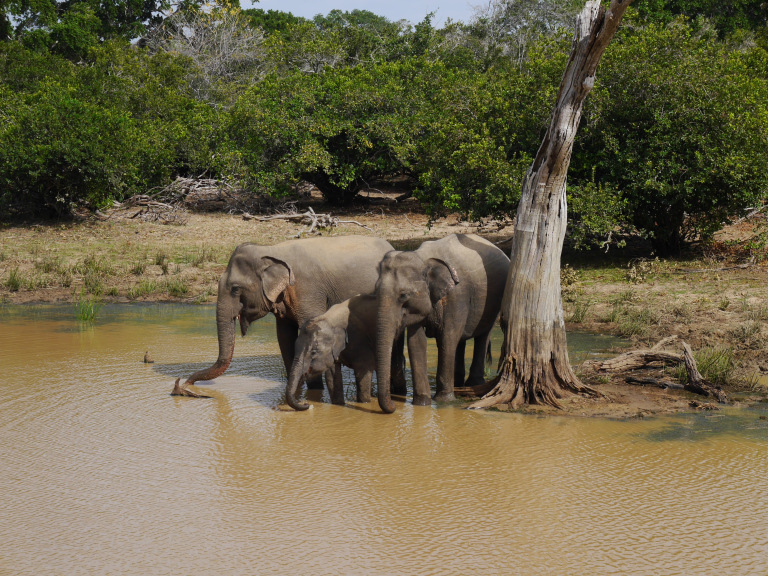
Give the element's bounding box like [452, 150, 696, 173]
[2, 305, 768, 575]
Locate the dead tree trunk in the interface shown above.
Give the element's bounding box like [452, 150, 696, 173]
[471, 0, 634, 409]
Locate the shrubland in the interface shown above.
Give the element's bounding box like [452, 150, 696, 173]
[0, 0, 766, 257]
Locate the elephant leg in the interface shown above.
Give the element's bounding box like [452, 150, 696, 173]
[454, 339, 466, 389]
[391, 332, 407, 396]
[327, 364, 345, 406]
[407, 325, 431, 406]
[354, 367, 373, 403]
[277, 317, 322, 390]
[276, 317, 298, 374]
[466, 330, 492, 387]
[434, 331, 461, 402]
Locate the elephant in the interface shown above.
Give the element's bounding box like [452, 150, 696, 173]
[284, 293, 406, 410]
[374, 233, 510, 413]
[172, 235, 406, 398]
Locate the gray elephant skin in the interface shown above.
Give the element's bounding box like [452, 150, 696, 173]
[173, 236, 397, 397]
[285, 293, 406, 410]
[375, 233, 510, 413]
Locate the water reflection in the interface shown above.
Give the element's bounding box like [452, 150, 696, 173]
[1, 304, 768, 575]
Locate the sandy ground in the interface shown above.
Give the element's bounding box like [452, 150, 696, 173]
[2, 192, 767, 417]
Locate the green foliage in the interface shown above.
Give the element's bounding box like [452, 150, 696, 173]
[0, 81, 142, 217]
[567, 172, 627, 250]
[75, 288, 101, 323]
[241, 8, 306, 35]
[414, 35, 566, 219]
[574, 20, 768, 254]
[0, 42, 220, 219]
[634, 0, 768, 36]
[226, 60, 426, 203]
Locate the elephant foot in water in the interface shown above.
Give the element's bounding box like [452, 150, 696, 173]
[171, 378, 213, 399]
[433, 391, 456, 403]
[412, 394, 432, 406]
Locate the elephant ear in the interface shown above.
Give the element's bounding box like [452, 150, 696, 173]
[331, 326, 347, 362]
[261, 257, 295, 304]
[426, 258, 459, 303]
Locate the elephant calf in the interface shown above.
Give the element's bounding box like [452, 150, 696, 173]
[285, 293, 406, 411]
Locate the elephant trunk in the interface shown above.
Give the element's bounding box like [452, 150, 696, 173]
[285, 354, 310, 411]
[376, 297, 399, 414]
[173, 288, 237, 395]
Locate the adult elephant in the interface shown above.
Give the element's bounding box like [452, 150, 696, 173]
[173, 236, 403, 398]
[375, 234, 509, 413]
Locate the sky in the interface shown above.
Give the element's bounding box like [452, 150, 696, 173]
[242, 0, 481, 27]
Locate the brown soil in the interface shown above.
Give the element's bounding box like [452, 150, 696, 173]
[2, 189, 767, 418]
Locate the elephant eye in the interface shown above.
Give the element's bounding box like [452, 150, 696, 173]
[398, 290, 411, 302]
[231, 286, 240, 296]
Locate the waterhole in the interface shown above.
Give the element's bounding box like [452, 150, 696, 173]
[1, 304, 767, 575]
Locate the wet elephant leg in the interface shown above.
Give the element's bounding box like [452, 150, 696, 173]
[328, 364, 345, 405]
[391, 332, 407, 396]
[434, 330, 460, 402]
[454, 339, 466, 389]
[276, 317, 322, 390]
[354, 368, 373, 403]
[466, 330, 491, 387]
[407, 325, 430, 406]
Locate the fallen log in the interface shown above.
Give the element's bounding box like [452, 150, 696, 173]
[585, 337, 728, 404]
[625, 376, 684, 390]
[585, 349, 682, 372]
[682, 342, 729, 403]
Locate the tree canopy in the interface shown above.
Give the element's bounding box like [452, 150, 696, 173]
[1, 0, 767, 255]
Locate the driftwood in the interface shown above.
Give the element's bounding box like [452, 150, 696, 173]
[625, 376, 683, 390]
[112, 195, 190, 225]
[682, 342, 729, 403]
[242, 206, 373, 237]
[585, 337, 729, 403]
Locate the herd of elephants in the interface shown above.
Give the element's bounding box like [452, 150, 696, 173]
[172, 233, 511, 413]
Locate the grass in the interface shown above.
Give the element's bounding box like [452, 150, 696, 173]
[4, 267, 21, 291]
[193, 287, 215, 304]
[127, 278, 190, 299]
[34, 255, 63, 274]
[672, 346, 735, 387]
[130, 261, 147, 275]
[669, 301, 693, 323]
[165, 277, 189, 298]
[128, 279, 159, 300]
[74, 290, 102, 323]
[567, 298, 592, 323]
[729, 321, 763, 350]
[185, 246, 219, 268]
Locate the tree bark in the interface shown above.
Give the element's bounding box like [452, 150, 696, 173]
[471, 0, 634, 410]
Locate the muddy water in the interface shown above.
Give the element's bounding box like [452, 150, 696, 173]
[2, 305, 768, 576]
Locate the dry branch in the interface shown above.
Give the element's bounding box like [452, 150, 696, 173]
[682, 342, 728, 402]
[242, 206, 373, 237]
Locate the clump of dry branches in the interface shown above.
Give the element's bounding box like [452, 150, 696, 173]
[243, 205, 373, 237]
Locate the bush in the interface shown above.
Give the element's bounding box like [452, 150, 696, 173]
[0, 82, 143, 218]
[574, 19, 768, 254]
[226, 60, 424, 203]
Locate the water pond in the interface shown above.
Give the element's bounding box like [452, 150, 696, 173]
[2, 304, 768, 575]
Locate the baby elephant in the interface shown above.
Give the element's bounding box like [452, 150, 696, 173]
[285, 294, 405, 411]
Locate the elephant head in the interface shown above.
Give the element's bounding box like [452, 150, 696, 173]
[173, 245, 295, 397]
[285, 317, 346, 410]
[375, 251, 459, 413]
